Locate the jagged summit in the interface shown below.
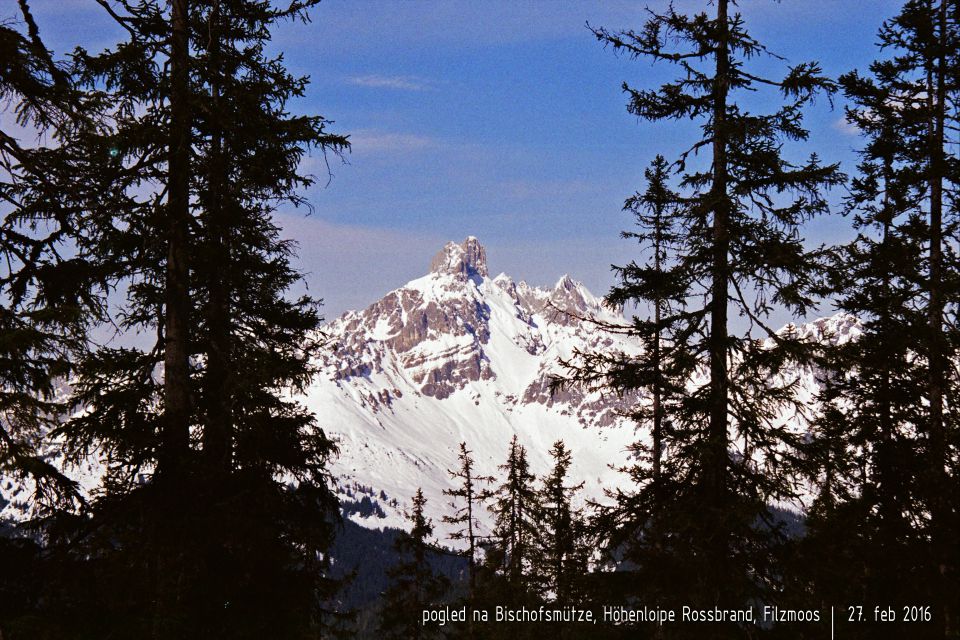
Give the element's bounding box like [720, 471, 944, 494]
[555, 274, 576, 290]
[429, 236, 488, 279]
[326, 237, 622, 403]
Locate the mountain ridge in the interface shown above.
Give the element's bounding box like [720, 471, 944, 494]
[306, 238, 859, 540]
[2, 237, 861, 546]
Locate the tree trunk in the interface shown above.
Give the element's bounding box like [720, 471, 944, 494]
[652, 213, 663, 493]
[202, 0, 232, 474]
[155, 2, 191, 637]
[878, 157, 895, 533]
[163, 0, 191, 480]
[707, 0, 730, 589]
[926, 1, 948, 635]
[466, 469, 476, 594]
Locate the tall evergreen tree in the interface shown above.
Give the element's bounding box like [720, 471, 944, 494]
[485, 435, 539, 600]
[0, 5, 142, 637]
[530, 440, 588, 607]
[801, 2, 960, 635]
[0, 0, 98, 516]
[562, 155, 686, 502]
[581, 2, 842, 633]
[558, 155, 691, 618]
[797, 37, 929, 626]
[32, 1, 349, 637]
[0, 7, 97, 635]
[906, 2, 960, 633]
[617, 157, 681, 496]
[442, 442, 493, 596]
[380, 488, 449, 640]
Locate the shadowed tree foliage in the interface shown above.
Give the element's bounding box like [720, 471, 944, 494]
[797, 2, 960, 637]
[562, 1, 843, 636]
[459, 436, 541, 640]
[0, 5, 106, 636]
[797, 38, 929, 632]
[1, 1, 351, 638]
[530, 440, 588, 608]
[610, 156, 686, 499]
[555, 156, 692, 630]
[380, 488, 450, 640]
[485, 435, 539, 599]
[442, 441, 493, 598]
[0, 0, 104, 518]
[3, 2, 957, 640]
[560, 155, 687, 502]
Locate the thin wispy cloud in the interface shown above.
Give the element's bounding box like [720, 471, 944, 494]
[348, 74, 431, 91]
[349, 129, 438, 153]
[832, 116, 860, 137]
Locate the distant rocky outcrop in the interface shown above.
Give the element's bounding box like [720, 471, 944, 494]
[428, 236, 488, 279]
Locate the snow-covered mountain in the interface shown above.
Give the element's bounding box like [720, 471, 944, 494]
[308, 237, 644, 536]
[305, 237, 862, 539]
[2, 236, 863, 542]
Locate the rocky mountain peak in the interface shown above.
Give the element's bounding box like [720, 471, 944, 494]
[548, 273, 597, 318]
[555, 274, 576, 291]
[429, 236, 488, 279]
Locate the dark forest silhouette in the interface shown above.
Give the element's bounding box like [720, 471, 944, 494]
[1, 1, 957, 638]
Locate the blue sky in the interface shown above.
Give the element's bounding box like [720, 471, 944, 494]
[24, 0, 902, 321]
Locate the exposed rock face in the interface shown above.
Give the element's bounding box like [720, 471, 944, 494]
[302, 237, 653, 535]
[321, 237, 636, 410]
[429, 236, 488, 280]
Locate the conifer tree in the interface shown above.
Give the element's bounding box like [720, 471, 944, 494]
[0, 7, 94, 635]
[0, 0, 98, 516]
[380, 489, 449, 640]
[798, 41, 929, 622]
[801, 2, 960, 634]
[34, 1, 349, 637]
[0, 6, 143, 636]
[442, 442, 493, 596]
[616, 157, 681, 495]
[558, 156, 691, 616]
[562, 156, 686, 501]
[486, 435, 539, 599]
[897, 2, 960, 633]
[563, 155, 688, 532]
[531, 440, 588, 606]
[582, 1, 843, 631]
